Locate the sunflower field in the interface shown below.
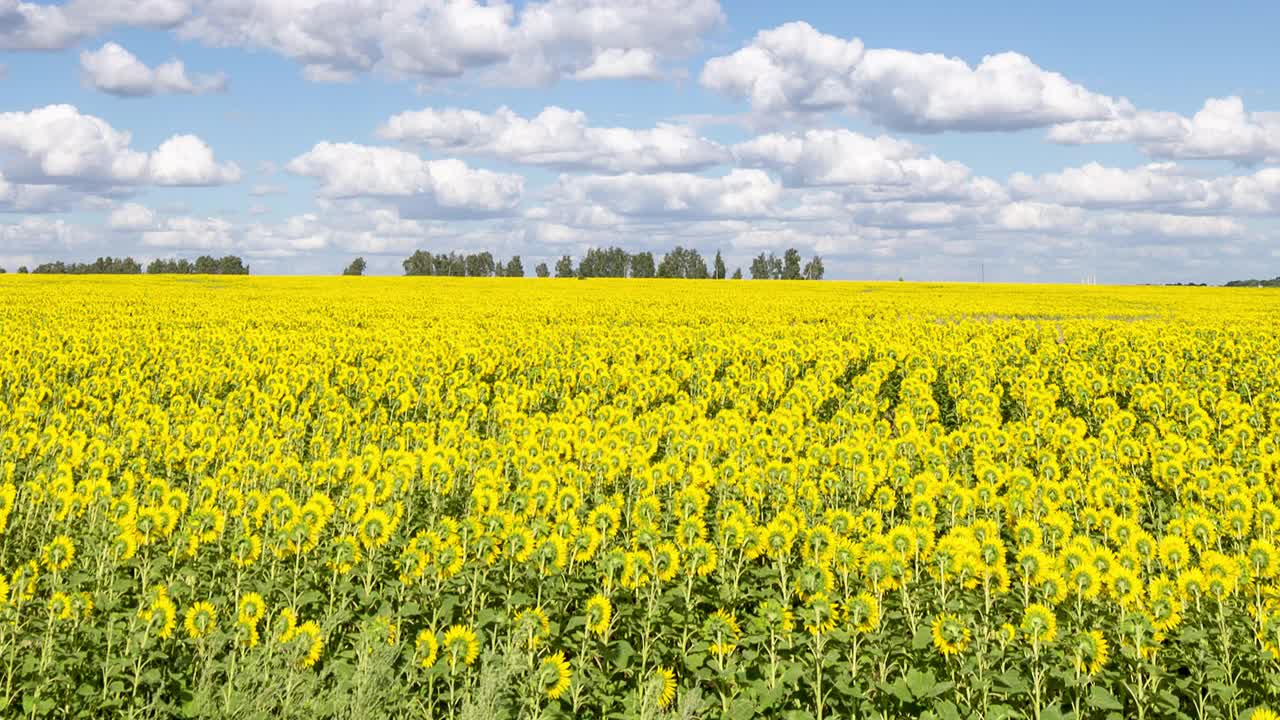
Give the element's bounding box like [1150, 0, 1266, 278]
[2, 275, 1280, 720]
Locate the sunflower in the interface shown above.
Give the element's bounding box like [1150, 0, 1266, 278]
[704, 609, 741, 659]
[234, 618, 261, 648]
[415, 628, 439, 669]
[1073, 630, 1109, 676]
[931, 613, 971, 657]
[536, 651, 572, 700]
[585, 593, 612, 636]
[293, 621, 324, 668]
[846, 592, 880, 634]
[652, 666, 677, 709]
[755, 598, 794, 637]
[184, 601, 217, 640]
[358, 508, 392, 550]
[513, 607, 550, 649]
[237, 592, 266, 625]
[443, 624, 479, 670]
[802, 592, 839, 636]
[231, 533, 263, 568]
[1021, 604, 1058, 645]
[48, 591, 75, 621]
[1247, 708, 1280, 720]
[42, 535, 75, 572]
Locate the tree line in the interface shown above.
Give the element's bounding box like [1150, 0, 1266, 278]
[0, 256, 250, 275]
[390, 246, 825, 279]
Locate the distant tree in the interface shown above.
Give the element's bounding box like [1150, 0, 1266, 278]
[750, 253, 771, 280]
[505, 256, 525, 277]
[403, 250, 434, 275]
[578, 247, 631, 278]
[17, 266, 28, 274]
[464, 252, 495, 277]
[0, 267, 5, 274]
[343, 257, 367, 276]
[782, 248, 802, 280]
[731, 267, 743, 279]
[630, 252, 655, 278]
[535, 262, 550, 278]
[713, 250, 726, 279]
[554, 255, 575, 278]
[657, 247, 709, 279]
[803, 255, 825, 280]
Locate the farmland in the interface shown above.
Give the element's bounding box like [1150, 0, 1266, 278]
[1, 276, 1279, 719]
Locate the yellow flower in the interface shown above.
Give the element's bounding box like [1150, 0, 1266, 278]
[802, 592, 838, 636]
[1247, 709, 1280, 720]
[294, 621, 324, 668]
[1074, 630, 1109, 676]
[443, 624, 479, 670]
[704, 609, 741, 658]
[931, 613, 971, 657]
[48, 591, 75, 621]
[538, 651, 572, 700]
[653, 666, 677, 709]
[846, 592, 880, 634]
[237, 592, 265, 625]
[585, 593, 612, 636]
[184, 601, 217, 639]
[42, 535, 75, 572]
[415, 629, 439, 669]
[512, 607, 550, 649]
[1021, 603, 1058, 645]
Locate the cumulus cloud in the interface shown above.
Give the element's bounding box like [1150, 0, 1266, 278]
[108, 203, 157, 231]
[0, 0, 191, 50]
[286, 142, 523, 216]
[733, 128, 1005, 202]
[1048, 96, 1280, 164]
[701, 21, 1128, 132]
[379, 105, 730, 173]
[552, 169, 783, 219]
[177, 0, 722, 86]
[572, 48, 661, 80]
[1010, 162, 1280, 214]
[80, 42, 227, 97]
[0, 105, 240, 188]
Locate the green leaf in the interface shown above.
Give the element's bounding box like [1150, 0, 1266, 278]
[904, 668, 938, 699]
[727, 698, 756, 720]
[931, 700, 962, 720]
[1088, 686, 1124, 711]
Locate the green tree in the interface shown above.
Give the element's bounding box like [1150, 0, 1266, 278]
[713, 250, 726, 279]
[750, 253, 772, 279]
[504, 256, 525, 277]
[535, 262, 550, 278]
[403, 250, 434, 275]
[731, 267, 742, 279]
[782, 248, 802, 280]
[630, 252, 655, 278]
[554, 255, 575, 278]
[17, 266, 28, 274]
[657, 247, 709, 279]
[803, 255, 825, 280]
[343, 257, 367, 276]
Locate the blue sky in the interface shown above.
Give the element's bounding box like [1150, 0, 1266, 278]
[2, 1, 1279, 282]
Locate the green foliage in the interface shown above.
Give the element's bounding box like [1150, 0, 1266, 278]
[342, 258, 366, 276]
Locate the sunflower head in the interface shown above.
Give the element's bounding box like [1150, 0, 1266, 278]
[536, 651, 572, 700]
[931, 613, 971, 657]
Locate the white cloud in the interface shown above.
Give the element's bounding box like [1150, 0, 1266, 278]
[108, 203, 157, 231]
[0, 0, 190, 51]
[572, 48, 661, 80]
[733, 128, 1004, 202]
[140, 216, 237, 249]
[701, 21, 1128, 132]
[286, 142, 523, 216]
[552, 169, 783, 219]
[1048, 96, 1280, 164]
[80, 42, 227, 97]
[0, 105, 239, 188]
[1009, 162, 1280, 214]
[379, 105, 730, 173]
[0, 217, 96, 251]
[178, 0, 722, 86]
[149, 135, 242, 186]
